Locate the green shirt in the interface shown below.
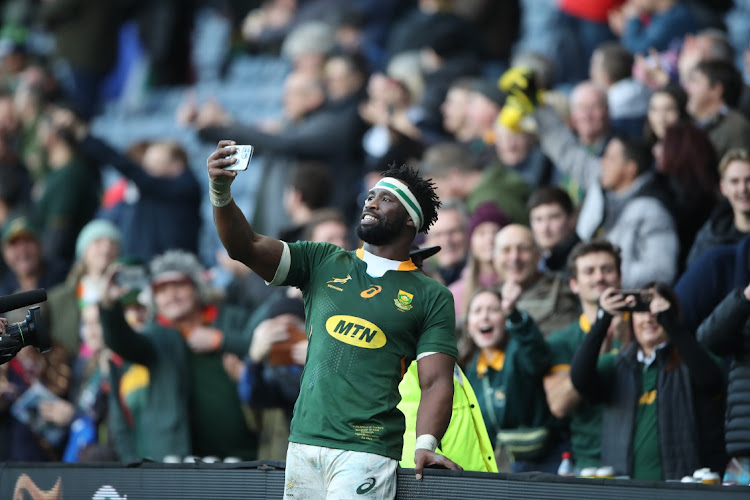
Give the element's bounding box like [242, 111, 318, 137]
[281, 243, 457, 460]
[632, 361, 662, 481]
[547, 317, 620, 469]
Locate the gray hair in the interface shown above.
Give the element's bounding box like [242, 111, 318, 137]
[281, 21, 336, 60]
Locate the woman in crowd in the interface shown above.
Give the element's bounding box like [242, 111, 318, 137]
[643, 83, 689, 148]
[655, 122, 719, 271]
[459, 284, 559, 473]
[47, 219, 122, 359]
[449, 201, 509, 322]
[570, 283, 726, 480]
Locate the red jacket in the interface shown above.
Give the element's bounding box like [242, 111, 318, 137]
[558, 0, 625, 23]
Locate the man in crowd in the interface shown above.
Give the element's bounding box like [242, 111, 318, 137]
[528, 186, 580, 276]
[544, 240, 627, 471]
[419, 141, 529, 224]
[687, 148, 750, 265]
[493, 224, 579, 336]
[684, 59, 750, 159]
[100, 250, 257, 462]
[0, 215, 66, 295]
[500, 68, 680, 288]
[421, 200, 468, 286]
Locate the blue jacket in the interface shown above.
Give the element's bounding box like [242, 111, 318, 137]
[622, 3, 699, 54]
[80, 136, 202, 262]
[675, 234, 750, 333]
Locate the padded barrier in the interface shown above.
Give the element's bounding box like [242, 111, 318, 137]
[1, 461, 747, 499]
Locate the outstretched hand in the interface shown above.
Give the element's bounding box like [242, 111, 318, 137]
[414, 449, 462, 480]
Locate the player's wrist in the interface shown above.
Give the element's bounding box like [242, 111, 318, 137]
[209, 176, 233, 207]
[415, 434, 438, 453]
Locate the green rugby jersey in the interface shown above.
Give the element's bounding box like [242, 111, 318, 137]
[547, 316, 618, 469]
[279, 242, 457, 460]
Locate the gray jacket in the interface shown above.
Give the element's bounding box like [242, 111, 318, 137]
[534, 106, 679, 287]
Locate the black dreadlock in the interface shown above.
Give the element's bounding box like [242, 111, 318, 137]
[381, 164, 441, 234]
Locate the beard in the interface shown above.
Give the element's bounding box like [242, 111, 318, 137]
[356, 210, 408, 246]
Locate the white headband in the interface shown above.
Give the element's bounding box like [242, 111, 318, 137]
[374, 177, 424, 231]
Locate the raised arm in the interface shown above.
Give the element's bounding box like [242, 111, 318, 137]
[79, 135, 200, 199]
[208, 140, 284, 282]
[533, 105, 603, 189]
[569, 287, 628, 403]
[414, 352, 462, 479]
[650, 288, 724, 394]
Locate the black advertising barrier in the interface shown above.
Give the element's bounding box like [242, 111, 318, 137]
[1, 461, 748, 499]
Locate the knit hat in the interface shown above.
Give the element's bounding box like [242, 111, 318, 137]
[75, 219, 122, 259]
[467, 202, 510, 241]
[472, 79, 506, 107]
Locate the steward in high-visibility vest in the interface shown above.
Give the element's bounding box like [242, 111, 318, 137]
[398, 361, 498, 472]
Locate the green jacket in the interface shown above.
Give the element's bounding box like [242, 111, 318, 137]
[398, 362, 497, 472]
[465, 311, 554, 448]
[100, 303, 257, 461]
[46, 279, 81, 359]
[466, 162, 531, 225]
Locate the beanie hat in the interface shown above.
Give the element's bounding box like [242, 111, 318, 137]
[467, 202, 510, 241]
[472, 79, 506, 107]
[75, 219, 122, 259]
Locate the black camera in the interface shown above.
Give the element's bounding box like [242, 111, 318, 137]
[5, 306, 49, 353]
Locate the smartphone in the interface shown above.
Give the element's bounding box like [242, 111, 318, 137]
[224, 145, 254, 171]
[612, 289, 652, 312]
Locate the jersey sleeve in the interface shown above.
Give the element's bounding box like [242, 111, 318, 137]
[546, 328, 574, 371]
[416, 284, 458, 358]
[280, 241, 343, 290]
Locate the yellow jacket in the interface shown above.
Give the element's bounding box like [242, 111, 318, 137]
[398, 361, 497, 472]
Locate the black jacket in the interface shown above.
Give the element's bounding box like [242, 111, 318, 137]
[687, 200, 749, 268]
[698, 287, 750, 457]
[571, 310, 726, 479]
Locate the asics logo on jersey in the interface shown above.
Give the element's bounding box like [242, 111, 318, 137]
[356, 478, 376, 494]
[325, 315, 386, 348]
[360, 285, 382, 298]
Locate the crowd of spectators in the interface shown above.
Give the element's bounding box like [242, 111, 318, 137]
[1, 0, 750, 486]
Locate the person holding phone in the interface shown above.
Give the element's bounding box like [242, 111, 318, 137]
[569, 282, 726, 480]
[208, 140, 461, 499]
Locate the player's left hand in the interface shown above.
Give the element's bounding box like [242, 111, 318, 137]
[414, 449, 463, 480]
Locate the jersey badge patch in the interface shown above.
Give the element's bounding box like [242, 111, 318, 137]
[394, 290, 414, 311]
